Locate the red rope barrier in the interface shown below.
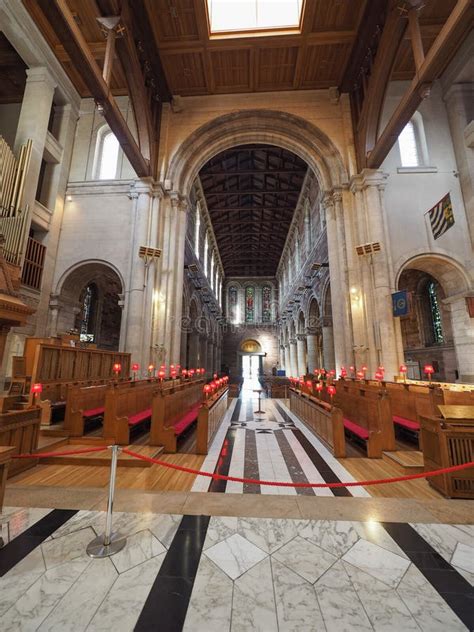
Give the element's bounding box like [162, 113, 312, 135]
[13, 446, 109, 459]
[121, 448, 474, 489]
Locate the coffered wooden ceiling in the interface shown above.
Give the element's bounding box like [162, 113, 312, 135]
[21, 0, 459, 99]
[199, 145, 307, 277]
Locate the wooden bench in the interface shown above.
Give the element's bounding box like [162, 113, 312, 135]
[0, 407, 41, 476]
[324, 383, 395, 458]
[0, 446, 16, 512]
[150, 380, 204, 453]
[64, 384, 109, 436]
[196, 387, 229, 454]
[289, 388, 345, 457]
[419, 405, 474, 498]
[103, 382, 155, 445]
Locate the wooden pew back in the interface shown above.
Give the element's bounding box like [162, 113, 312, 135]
[103, 382, 156, 444]
[196, 388, 229, 454]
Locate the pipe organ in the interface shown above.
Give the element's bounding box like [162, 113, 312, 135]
[0, 136, 32, 266]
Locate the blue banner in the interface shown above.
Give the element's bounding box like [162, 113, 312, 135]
[392, 291, 409, 317]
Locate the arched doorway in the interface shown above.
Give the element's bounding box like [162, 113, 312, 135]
[240, 338, 264, 378]
[55, 262, 123, 351]
[396, 254, 472, 382]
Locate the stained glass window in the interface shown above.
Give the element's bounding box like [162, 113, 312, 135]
[428, 281, 444, 343]
[79, 283, 97, 341]
[245, 286, 255, 323]
[229, 286, 238, 323]
[262, 286, 271, 322]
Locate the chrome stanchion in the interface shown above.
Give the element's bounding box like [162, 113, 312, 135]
[87, 445, 126, 558]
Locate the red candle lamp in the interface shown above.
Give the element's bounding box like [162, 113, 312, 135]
[349, 365, 355, 377]
[399, 364, 407, 382]
[132, 363, 139, 380]
[315, 382, 323, 398]
[374, 371, 383, 381]
[113, 362, 121, 377]
[158, 369, 166, 382]
[356, 370, 365, 380]
[361, 365, 368, 374]
[327, 384, 336, 402]
[31, 382, 43, 404]
[203, 384, 211, 399]
[340, 367, 347, 379]
[424, 364, 434, 382]
[148, 364, 155, 378]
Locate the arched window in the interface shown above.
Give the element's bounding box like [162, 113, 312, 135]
[245, 286, 255, 323]
[195, 202, 201, 257]
[78, 283, 98, 341]
[427, 281, 444, 344]
[398, 120, 420, 167]
[97, 131, 119, 179]
[204, 233, 209, 276]
[262, 286, 271, 322]
[228, 286, 238, 323]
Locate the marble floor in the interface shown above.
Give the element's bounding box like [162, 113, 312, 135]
[0, 505, 473, 631]
[192, 381, 370, 497]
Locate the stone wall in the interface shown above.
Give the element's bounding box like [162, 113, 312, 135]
[221, 324, 280, 378]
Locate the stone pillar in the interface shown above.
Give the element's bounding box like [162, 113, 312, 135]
[306, 330, 319, 373]
[333, 190, 354, 365]
[189, 332, 199, 369]
[207, 340, 214, 377]
[354, 170, 403, 378]
[14, 67, 57, 241]
[322, 317, 336, 370]
[200, 335, 208, 372]
[446, 298, 474, 383]
[289, 338, 298, 378]
[296, 334, 307, 377]
[323, 193, 347, 372]
[444, 84, 474, 249]
[279, 344, 285, 370]
[121, 179, 161, 369]
[284, 344, 291, 377]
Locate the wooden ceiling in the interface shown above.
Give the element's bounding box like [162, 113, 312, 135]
[0, 33, 27, 104]
[19, 0, 459, 100]
[199, 144, 307, 277]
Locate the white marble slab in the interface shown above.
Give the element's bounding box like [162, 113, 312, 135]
[110, 529, 166, 574]
[225, 427, 246, 494]
[282, 428, 334, 497]
[37, 557, 118, 632]
[0, 547, 46, 617]
[148, 513, 181, 549]
[271, 557, 326, 631]
[41, 527, 95, 569]
[314, 560, 373, 631]
[87, 554, 166, 631]
[342, 538, 410, 588]
[237, 516, 300, 554]
[204, 532, 268, 580]
[183, 556, 233, 632]
[231, 557, 278, 632]
[343, 561, 419, 631]
[299, 520, 360, 557]
[203, 516, 239, 551]
[451, 542, 474, 574]
[273, 534, 337, 584]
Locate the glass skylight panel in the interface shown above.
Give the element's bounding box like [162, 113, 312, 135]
[208, 0, 303, 34]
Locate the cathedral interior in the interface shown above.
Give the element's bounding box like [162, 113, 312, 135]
[0, 1, 473, 630]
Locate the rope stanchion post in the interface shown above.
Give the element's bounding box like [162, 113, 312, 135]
[87, 445, 126, 558]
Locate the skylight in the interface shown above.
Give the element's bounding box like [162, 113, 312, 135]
[207, 0, 303, 34]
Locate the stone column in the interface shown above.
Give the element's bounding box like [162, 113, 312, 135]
[14, 67, 57, 244]
[207, 340, 214, 377]
[121, 179, 161, 369]
[199, 334, 208, 372]
[323, 193, 347, 372]
[333, 190, 354, 365]
[357, 170, 403, 378]
[444, 84, 474, 249]
[48, 294, 61, 337]
[296, 334, 307, 377]
[284, 344, 291, 376]
[279, 344, 285, 370]
[306, 329, 319, 373]
[322, 317, 336, 370]
[188, 331, 199, 369]
[289, 338, 298, 378]
[445, 298, 474, 383]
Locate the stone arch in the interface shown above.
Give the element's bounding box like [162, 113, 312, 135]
[297, 310, 306, 334]
[395, 253, 471, 298]
[54, 260, 124, 350]
[307, 296, 321, 331]
[167, 109, 348, 196]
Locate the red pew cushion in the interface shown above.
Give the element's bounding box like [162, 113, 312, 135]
[83, 407, 105, 418]
[343, 418, 370, 440]
[174, 405, 200, 435]
[128, 408, 152, 426]
[393, 415, 420, 431]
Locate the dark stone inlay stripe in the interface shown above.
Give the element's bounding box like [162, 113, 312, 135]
[381, 522, 474, 630]
[134, 514, 210, 632]
[0, 509, 78, 577]
[274, 429, 315, 496]
[208, 427, 238, 493]
[274, 401, 352, 497]
[231, 399, 242, 421]
[243, 429, 261, 494]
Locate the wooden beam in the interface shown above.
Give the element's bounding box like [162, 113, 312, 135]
[408, 8, 425, 71]
[38, 0, 150, 177]
[367, 0, 474, 168]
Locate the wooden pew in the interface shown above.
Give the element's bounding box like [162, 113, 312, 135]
[64, 384, 110, 436]
[324, 382, 395, 457]
[289, 388, 345, 457]
[103, 381, 155, 445]
[196, 387, 229, 454]
[0, 407, 41, 476]
[150, 379, 204, 453]
[0, 446, 16, 512]
[419, 405, 474, 498]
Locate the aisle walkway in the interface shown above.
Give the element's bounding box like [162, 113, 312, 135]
[192, 379, 370, 497]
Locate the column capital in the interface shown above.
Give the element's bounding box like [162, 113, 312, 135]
[350, 169, 389, 193]
[25, 66, 57, 92]
[130, 177, 163, 198]
[306, 327, 320, 336]
[169, 191, 188, 212]
[289, 338, 297, 345]
[296, 333, 306, 342]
